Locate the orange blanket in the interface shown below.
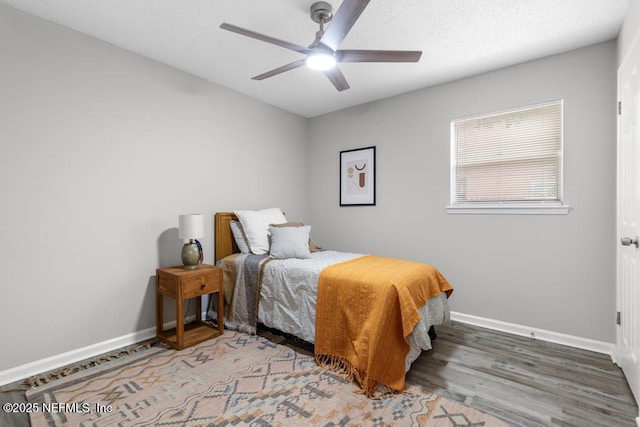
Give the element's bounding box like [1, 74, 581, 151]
[315, 255, 453, 397]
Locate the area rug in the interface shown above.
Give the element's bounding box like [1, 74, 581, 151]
[27, 332, 508, 426]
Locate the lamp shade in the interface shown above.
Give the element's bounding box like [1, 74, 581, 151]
[178, 214, 204, 240]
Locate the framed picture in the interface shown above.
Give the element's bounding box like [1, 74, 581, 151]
[340, 146, 376, 206]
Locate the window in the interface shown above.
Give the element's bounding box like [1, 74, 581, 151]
[447, 100, 569, 214]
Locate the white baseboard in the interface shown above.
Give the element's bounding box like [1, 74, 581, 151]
[0, 314, 202, 387]
[1, 311, 616, 387]
[0, 326, 156, 387]
[451, 311, 616, 358]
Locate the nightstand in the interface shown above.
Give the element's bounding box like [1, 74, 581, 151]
[156, 264, 223, 350]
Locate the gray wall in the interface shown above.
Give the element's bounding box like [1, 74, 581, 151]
[308, 41, 617, 343]
[0, 4, 308, 372]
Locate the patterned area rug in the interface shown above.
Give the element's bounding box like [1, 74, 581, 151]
[27, 332, 508, 426]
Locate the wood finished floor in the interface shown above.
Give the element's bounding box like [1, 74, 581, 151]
[405, 321, 638, 426]
[1, 321, 637, 426]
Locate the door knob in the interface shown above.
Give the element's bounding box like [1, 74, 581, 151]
[621, 236, 639, 248]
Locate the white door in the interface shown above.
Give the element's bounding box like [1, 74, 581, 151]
[617, 28, 640, 412]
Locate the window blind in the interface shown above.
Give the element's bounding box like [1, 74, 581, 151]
[451, 100, 563, 204]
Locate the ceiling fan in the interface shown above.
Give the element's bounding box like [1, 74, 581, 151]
[220, 0, 422, 91]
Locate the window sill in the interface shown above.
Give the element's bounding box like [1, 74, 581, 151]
[446, 204, 571, 215]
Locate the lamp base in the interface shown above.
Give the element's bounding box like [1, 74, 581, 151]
[181, 241, 200, 270]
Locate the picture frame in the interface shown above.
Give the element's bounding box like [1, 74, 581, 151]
[340, 146, 376, 206]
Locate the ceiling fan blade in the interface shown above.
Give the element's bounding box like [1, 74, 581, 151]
[320, 0, 370, 52]
[337, 49, 422, 63]
[220, 23, 312, 55]
[323, 66, 350, 91]
[252, 59, 307, 80]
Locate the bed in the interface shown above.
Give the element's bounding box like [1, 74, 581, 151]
[209, 210, 453, 397]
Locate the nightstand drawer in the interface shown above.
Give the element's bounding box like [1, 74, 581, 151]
[182, 270, 220, 298]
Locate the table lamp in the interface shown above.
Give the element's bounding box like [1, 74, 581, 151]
[178, 214, 204, 269]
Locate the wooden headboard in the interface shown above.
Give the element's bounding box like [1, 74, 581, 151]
[215, 212, 239, 262]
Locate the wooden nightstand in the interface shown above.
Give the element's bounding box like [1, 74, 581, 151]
[156, 264, 223, 350]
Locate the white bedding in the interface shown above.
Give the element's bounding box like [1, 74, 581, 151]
[218, 250, 450, 371]
[258, 250, 362, 344]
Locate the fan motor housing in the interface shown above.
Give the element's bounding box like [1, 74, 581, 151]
[311, 1, 333, 24]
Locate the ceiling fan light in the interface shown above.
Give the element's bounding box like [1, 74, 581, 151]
[306, 52, 336, 70]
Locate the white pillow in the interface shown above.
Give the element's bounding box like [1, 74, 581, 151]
[269, 225, 312, 259]
[234, 208, 287, 254]
[229, 220, 250, 254]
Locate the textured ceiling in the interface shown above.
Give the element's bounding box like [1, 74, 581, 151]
[0, 0, 629, 117]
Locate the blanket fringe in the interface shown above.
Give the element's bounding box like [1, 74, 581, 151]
[315, 354, 398, 399]
[222, 319, 256, 336]
[207, 312, 258, 336]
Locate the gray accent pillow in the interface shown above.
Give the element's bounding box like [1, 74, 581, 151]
[268, 225, 312, 259]
[269, 221, 322, 252]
